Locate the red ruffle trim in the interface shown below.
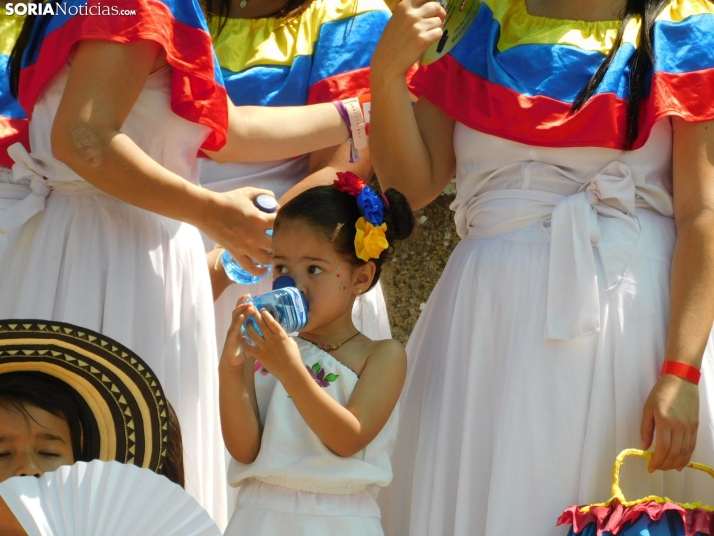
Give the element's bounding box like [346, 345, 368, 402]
[557, 500, 714, 536]
[410, 55, 714, 150]
[0, 117, 29, 168]
[19, 0, 227, 151]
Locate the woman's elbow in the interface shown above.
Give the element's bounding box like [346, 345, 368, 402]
[50, 121, 105, 169]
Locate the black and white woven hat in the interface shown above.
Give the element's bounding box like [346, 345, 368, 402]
[0, 320, 169, 472]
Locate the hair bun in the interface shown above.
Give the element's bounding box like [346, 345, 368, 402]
[382, 188, 416, 243]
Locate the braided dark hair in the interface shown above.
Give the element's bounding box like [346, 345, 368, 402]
[275, 183, 415, 290]
[570, 0, 673, 149]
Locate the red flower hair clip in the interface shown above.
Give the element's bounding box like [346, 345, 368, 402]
[334, 171, 366, 196]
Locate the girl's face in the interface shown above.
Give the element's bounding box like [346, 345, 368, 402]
[272, 220, 375, 334]
[0, 403, 75, 483]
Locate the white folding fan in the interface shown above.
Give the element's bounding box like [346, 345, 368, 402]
[0, 460, 221, 536]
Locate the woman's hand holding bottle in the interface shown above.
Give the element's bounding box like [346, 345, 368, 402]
[200, 187, 277, 277]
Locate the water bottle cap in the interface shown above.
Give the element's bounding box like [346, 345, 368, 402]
[271, 276, 309, 313]
[272, 275, 295, 290]
[255, 194, 278, 213]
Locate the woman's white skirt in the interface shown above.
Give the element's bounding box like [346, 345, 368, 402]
[225, 480, 384, 536]
[378, 210, 714, 536]
[0, 188, 227, 527]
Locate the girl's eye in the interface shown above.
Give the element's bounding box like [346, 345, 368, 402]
[39, 452, 61, 458]
[275, 265, 288, 274]
[0, 452, 10, 458]
[308, 265, 323, 275]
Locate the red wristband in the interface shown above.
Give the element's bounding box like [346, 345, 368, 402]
[660, 361, 701, 385]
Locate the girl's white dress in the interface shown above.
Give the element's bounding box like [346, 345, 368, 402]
[0, 65, 227, 528]
[224, 337, 398, 536]
[378, 119, 714, 535]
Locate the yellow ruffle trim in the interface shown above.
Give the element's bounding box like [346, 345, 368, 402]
[0, 12, 25, 57]
[579, 495, 714, 515]
[210, 0, 389, 73]
[485, 0, 714, 55]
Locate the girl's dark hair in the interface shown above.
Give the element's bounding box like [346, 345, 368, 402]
[0, 372, 100, 463]
[203, 0, 315, 37]
[571, 0, 672, 149]
[275, 184, 415, 290]
[0, 372, 185, 487]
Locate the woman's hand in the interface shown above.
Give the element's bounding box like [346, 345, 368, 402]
[199, 187, 277, 276]
[372, 0, 445, 81]
[241, 308, 304, 381]
[641, 374, 699, 472]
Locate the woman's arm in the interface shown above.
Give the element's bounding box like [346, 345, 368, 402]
[52, 40, 275, 274]
[244, 309, 407, 457]
[370, 0, 454, 210]
[219, 302, 262, 463]
[279, 141, 373, 204]
[641, 117, 714, 471]
[203, 101, 349, 164]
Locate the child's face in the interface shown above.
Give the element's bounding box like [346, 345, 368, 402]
[0, 403, 75, 482]
[272, 220, 374, 332]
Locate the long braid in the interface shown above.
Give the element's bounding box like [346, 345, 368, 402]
[570, 0, 670, 150]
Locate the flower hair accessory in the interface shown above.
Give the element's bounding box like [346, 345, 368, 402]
[333, 172, 389, 262]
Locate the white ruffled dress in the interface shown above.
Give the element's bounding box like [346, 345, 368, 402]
[378, 119, 714, 535]
[224, 337, 398, 536]
[0, 65, 227, 527]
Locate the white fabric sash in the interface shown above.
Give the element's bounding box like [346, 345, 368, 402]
[454, 161, 646, 340]
[0, 142, 97, 234]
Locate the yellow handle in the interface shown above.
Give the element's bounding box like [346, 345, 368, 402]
[612, 449, 714, 501]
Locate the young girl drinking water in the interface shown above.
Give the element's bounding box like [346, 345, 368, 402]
[218, 173, 414, 536]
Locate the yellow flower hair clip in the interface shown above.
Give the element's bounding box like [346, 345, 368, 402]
[354, 217, 388, 262]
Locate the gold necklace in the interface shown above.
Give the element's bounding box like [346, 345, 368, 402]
[300, 332, 360, 352]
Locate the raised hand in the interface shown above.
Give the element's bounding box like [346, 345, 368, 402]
[372, 0, 446, 79]
[242, 308, 304, 381]
[220, 297, 254, 370]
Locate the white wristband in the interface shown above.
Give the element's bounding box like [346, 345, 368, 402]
[342, 97, 368, 151]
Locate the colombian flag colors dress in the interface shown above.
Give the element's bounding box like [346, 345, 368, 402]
[379, 1, 714, 535]
[0, 0, 229, 527]
[0, 13, 28, 168]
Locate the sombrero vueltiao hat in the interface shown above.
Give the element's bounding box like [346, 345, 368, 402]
[0, 320, 168, 472]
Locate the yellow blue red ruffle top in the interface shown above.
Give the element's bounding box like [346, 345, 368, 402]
[410, 0, 714, 149]
[210, 0, 391, 106]
[15, 0, 227, 151]
[0, 13, 28, 167]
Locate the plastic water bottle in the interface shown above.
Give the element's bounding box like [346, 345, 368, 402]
[221, 194, 278, 285]
[241, 285, 309, 345]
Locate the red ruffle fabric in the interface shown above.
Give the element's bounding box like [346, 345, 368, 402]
[558, 500, 714, 536]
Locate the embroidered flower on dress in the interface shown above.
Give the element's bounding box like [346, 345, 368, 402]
[306, 363, 339, 387]
[356, 186, 385, 226]
[334, 171, 366, 195]
[354, 217, 389, 261]
[254, 360, 270, 375]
